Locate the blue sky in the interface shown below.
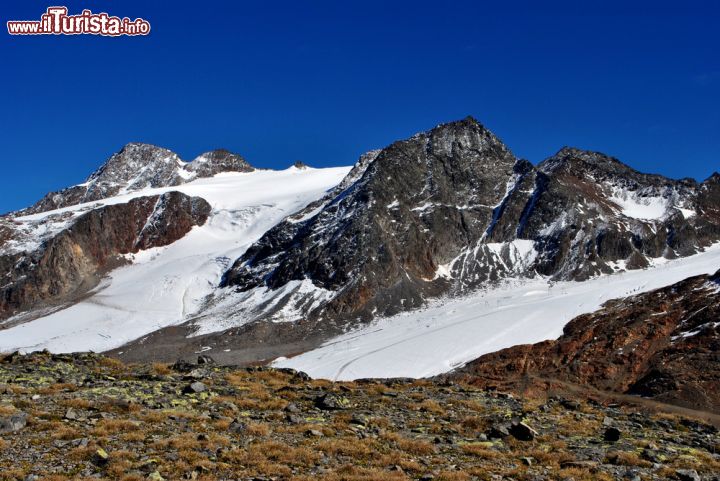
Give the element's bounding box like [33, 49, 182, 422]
[1, 0, 718, 213]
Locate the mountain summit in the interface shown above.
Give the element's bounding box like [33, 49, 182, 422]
[215, 117, 720, 333]
[19, 144, 252, 215]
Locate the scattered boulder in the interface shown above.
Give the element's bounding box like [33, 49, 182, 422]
[675, 469, 701, 481]
[197, 355, 215, 365]
[314, 393, 349, 410]
[508, 421, 537, 441]
[559, 399, 581, 411]
[171, 359, 194, 373]
[350, 414, 368, 426]
[284, 403, 300, 413]
[488, 420, 537, 441]
[228, 420, 247, 433]
[183, 382, 207, 394]
[487, 423, 511, 439]
[286, 414, 304, 425]
[604, 426, 621, 442]
[92, 448, 109, 466]
[147, 471, 165, 481]
[64, 408, 79, 420]
[0, 412, 27, 433]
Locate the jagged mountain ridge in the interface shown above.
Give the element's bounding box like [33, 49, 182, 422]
[17, 143, 252, 215]
[218, 117, 720, 328]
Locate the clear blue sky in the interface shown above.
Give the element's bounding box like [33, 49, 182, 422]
[2, 0, 718, 213]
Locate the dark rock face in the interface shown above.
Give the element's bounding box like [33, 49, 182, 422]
[17, 144, 251, 215]
[451, 269, 720, 412]
[223, 117, 519, 320]
[0, 192, 210, 321]
[220, 117, 720, 325]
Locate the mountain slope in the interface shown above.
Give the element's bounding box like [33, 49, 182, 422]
[272, 244, 720, 381]
[450, 268, 720, 412]
[0, 166, 351, 353]
[1, 192, 210, 322]
[214, 117, 720, 335]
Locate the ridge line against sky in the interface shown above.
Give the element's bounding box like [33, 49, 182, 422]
[1, 0, 718, 213]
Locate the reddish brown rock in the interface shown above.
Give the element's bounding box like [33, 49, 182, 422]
[0, 192, 210, 321]
[452, 270, 720, 412]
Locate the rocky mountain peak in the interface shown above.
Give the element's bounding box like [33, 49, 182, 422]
[220, 116, 521, 323]
[215, 116, 720, 329]
[17, 145, 253, 215]
[86, 142, 185, 191]
[188, 149, 253, 177]
[539, 147, 629, 176]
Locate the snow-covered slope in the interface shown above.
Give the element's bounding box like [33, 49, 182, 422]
[0, 166, 350, 353]
[273, 243, 720, 380]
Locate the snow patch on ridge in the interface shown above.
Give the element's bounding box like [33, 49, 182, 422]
[608, 186, 669, 220]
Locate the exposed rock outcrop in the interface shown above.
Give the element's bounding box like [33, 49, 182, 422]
[0, 192, 210, 321]
[451, 269, 720, 412]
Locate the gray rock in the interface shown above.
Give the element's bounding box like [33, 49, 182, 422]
[675, 469, 701, 481]
[314, 393, 349, 410]
[509, 421, 538, 441]
[196, 355, 215, 365]
[0, 412, 27, 433]
[64, 408, 79, 420]
[183, 381, 207, 394]
[228, 420, 247, 433]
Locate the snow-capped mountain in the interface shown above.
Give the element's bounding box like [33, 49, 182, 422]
[217, 117, 720, 331]
[0, 118, 719, 376]
[17, 143, 253, 215]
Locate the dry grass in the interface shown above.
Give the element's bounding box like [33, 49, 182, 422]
[151, 362, 171, 376]
[38, 383, 77, 395]
[119, 430, 146, 442]
[435, 471, 471, 481]
[558, 467, 614, 481]
[460, 443, 501, 459]
[395, 436, 435, 455]
[606, 451, 652, 468]
[317, 437, 377, 458]
[246, 422, 272, 437]
[417, 399, 446, 415]
[52, 424, 83, 440]
[58, 397, 93, 409]
[91, 418, 141, 436]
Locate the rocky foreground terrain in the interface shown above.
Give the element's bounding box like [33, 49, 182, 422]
[1, 351, 719, 481]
